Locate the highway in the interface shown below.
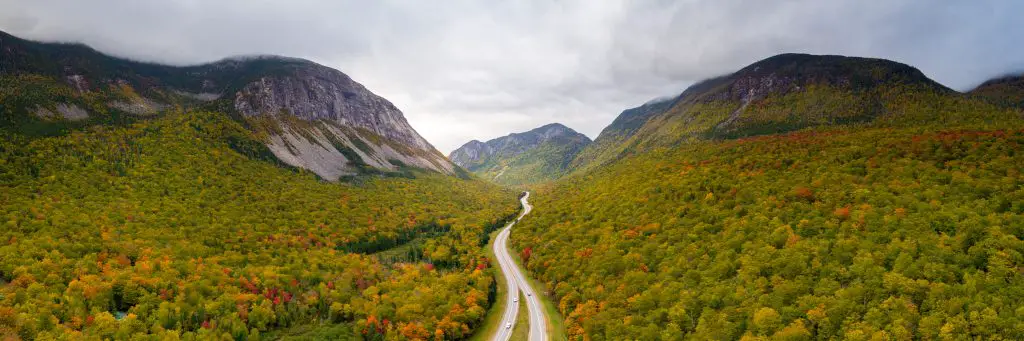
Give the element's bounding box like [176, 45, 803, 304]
[492, 192, 546, 341]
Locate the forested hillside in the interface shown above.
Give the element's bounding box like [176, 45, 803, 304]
[5, 25, 1024, 341]
[569, 98, 676, 172]
[508, 54, 1024, 340]
[513, 125, 1024, 340]
[450, 123, 591, 185]
[0, 110, 518, 339]
[567, 54, 1004, 172]
[970, 74, 1024, 108]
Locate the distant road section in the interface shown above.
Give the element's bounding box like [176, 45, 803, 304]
[492, 192, 546, 341]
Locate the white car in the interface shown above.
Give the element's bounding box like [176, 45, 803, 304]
[506, 322, 512, 329]
[526, 292, 532, 296]
[513, 297, 518, 302]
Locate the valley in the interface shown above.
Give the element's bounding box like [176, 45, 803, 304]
[1, 12, 1024, 341]
[0, 30, 522, 340]
[453, 54, 1024, 340]
[473, 55, 1024, 340]
[0, 109, 521, 340]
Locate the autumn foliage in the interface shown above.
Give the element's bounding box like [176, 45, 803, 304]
[511, 127, 1024, 339]
[520, 247, 533, 265]
[0, 111, 520, 339]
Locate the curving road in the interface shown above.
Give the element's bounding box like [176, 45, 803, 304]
[493, 192, 546, 341]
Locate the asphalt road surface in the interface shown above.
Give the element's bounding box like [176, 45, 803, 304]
[492, 192, 546, 341]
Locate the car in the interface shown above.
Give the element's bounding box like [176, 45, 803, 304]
[506, 322, 512, 329]
[526, 292, 532, 296]
[513, 297, 518, 302]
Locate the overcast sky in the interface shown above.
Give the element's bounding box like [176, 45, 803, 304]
[2, 1, 1023, 153]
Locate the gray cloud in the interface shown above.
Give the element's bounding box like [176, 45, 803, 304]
[2, 0, 1022, 153]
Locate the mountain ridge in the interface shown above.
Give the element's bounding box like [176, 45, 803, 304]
[471, 53, 1023, 183]
[0, 29, 454, 180]
[449, 123, 590, 184]
[566, 53, 1012, 173]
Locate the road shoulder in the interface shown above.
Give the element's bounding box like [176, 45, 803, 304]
[468, 229, 513, 341]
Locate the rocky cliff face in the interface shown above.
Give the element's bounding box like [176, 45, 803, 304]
[228, 59, 453, 179]
[233, 62, 435, 151]
[448, 140, 490, 167]
[0, 30, 454, 180]
[450, 123, 590, 184]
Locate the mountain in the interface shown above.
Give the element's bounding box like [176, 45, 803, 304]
[508, 54, 1024, 339]
[449, 123, 591, 184]
[0, 30, 521, 340]
[969, 73, 1024, 108]
[569, 53, 1003, 170]
[471, 54, 1012, 183]
[648, 53, 950, 136]
[0, 30, 454, 180]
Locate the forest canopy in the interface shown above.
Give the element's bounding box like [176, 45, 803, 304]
[513, 125, 1024, 340]
[0, 110, 519, 340]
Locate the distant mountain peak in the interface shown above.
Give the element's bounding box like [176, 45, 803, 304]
[522, 123, 587, 139]
[450, 123, 590, 185]
[537, 122, 570, 129]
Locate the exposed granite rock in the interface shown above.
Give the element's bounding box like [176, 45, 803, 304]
[34, 103, 89, 121]
[231, 60, 454, 177]
[66, 75, 89, 93]
[108, 97, 169, 116]
[234, 63, 435, 152]
[449, 140, 490, 167]
[173, 90, 220, 101]
[264, 119, 454, 181]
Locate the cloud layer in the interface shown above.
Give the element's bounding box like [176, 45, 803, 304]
[2, 0, 1022, 152]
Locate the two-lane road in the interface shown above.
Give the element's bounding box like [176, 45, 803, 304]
[493, 192, 547, 341]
